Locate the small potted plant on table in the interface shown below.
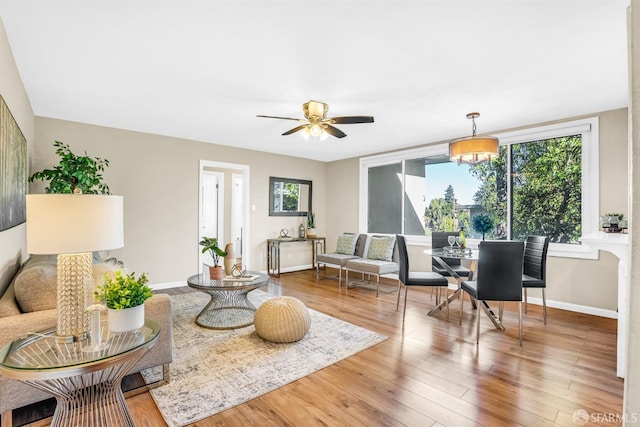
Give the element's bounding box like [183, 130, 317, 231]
[199, 237, 228, 280]
[306, 212, 316, 238]
[95, 271, 153, 333]
[472, 213, 495, 241]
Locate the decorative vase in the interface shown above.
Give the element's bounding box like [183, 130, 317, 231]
[209, 265, 224, 280]
[307, 228, 317, 238]
[108, 304, 144, 333]
[224, 243, 235, 275]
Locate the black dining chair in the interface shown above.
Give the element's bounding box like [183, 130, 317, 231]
[396, 235, 449, 323]
[460, 240, 525, 345]
[431, 232, 472, 278]
[522, 235, 550, 324]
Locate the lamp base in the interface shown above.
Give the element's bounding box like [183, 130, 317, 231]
[56, 252, 93, 341]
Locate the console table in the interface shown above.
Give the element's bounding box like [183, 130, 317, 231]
[267, 237, 326, 277]
[580, 231, 629, 378]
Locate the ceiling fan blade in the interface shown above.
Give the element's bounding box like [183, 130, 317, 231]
[330, 116, 375, 124]
[323, 125, 347, 138]
[282, 125, 308, 136]
[257, 115, 304, 121]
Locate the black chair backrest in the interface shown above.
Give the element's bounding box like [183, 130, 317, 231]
[477, 240, 524, 302]
[523, 235, 550, 282]
[431, 231, 462, 266]
[354, 234, 368, 257]
[396, 235, 409, 283]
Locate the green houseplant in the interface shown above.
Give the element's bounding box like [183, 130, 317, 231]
[472, 214, 495, 241]
[199, 237, 228, 279]
[306, 211, 316, 238]
[29, 140, 110, 194]
[94, 271, 153, 333]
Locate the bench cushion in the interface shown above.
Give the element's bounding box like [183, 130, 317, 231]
[346, 258, 399, 275]
[317, 253, 360, 267]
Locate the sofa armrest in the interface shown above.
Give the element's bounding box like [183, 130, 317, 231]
[130, 293, 173, 372]
[0, 309, 58, 348]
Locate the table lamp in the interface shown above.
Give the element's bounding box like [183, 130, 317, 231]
[26, 194, 124, 342]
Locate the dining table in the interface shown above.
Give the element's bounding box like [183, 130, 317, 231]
[424, 247, 505, 331]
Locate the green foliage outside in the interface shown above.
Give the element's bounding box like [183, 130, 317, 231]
[281, 182, 300, 211]
[95, 271, 153, 310]
[424, 135, 581, 243]
[469, 135, 582, 243]
[424, 184, 470, 233]
[28, 141, 110, 194]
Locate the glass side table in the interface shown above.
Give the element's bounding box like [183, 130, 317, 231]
[0, 319, 160, 427]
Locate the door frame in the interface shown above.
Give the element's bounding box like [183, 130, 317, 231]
[198, 160, 251, 271]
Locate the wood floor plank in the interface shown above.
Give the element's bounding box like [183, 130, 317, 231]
[18, 269, 624, 427]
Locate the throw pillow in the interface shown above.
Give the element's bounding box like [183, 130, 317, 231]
[14, 263, 58, 313]
[335, 233, 359, 255]
[367, 236, 395, 261]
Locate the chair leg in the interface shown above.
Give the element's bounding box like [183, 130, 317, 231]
[396, 282, 402, 311]
[445, 287, 449, 322]
[524, 288, 528, 313]
[499, 301, 504, 322]
[402, 287, 409, 323]
[376, 275, 380, 298]
[542, 288, 547, 325]
[459, 290, 464, 325]
[338, 267, 342, 287]
[476, 299, 481, 344]
[518, 301, 523, 346]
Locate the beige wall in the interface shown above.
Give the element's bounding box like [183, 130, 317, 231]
[32, 117, 327, 284]
[326, 108, 628, 313]
[0, 19, 34, 293]
[626, 0, 639, 419]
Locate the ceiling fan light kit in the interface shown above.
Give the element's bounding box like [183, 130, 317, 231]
[257, 100, 374, 139]
[449, 112, 499, 164]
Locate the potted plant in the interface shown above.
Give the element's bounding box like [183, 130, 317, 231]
[94, 271, 153, 333]
[306, 212, 316, 238]
[472, 214, 495, 241]
[29, 140, 111, 194]
[199, 237, 228, 280]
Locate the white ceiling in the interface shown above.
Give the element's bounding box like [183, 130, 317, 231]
[0, 0, 630, 162]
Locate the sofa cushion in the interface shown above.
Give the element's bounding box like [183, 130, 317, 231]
[336, 233, 359, 255]
[14, 262, 58, 313]
[367, 236, 395, 261]
[13, 256, 122, 314]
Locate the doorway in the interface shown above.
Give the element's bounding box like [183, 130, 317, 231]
[198, 160, 250, 271]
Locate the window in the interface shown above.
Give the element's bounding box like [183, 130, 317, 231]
[359, 118, 599, 258]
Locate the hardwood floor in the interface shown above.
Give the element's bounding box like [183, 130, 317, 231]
[27, 269, 625, 426]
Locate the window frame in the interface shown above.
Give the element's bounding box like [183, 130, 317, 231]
[359, 117, 599, 259]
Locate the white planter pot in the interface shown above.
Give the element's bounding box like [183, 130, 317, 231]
[108, 304, 144, 333]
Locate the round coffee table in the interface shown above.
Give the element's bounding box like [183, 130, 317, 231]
[186, 271, 269, 329]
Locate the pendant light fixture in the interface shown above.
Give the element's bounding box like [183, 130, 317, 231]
[449, 112, 499, 164]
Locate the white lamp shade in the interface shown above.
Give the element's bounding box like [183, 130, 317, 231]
[26, 194, 124, 254]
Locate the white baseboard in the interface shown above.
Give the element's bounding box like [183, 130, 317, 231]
[524, 295, 618, 319]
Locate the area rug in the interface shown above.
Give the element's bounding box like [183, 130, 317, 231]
[141, 290, 387, 427]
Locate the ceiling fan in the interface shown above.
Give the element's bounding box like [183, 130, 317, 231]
[257, 100, 374, 139]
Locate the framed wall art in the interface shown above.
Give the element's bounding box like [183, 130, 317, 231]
[0, 94, 27, 231]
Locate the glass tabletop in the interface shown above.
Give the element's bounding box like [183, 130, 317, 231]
[187, 270, 269, 291]
[425, 248, 479, 260]
[0, 318, 160, 371]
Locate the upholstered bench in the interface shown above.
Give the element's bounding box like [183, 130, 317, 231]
[316, 233, 367, 286]
[345, 235, 400, 297]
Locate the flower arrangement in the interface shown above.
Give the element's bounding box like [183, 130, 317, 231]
[94, 271, 153, 310]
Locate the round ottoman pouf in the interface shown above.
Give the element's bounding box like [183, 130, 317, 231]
[254, 296, 311, 343]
